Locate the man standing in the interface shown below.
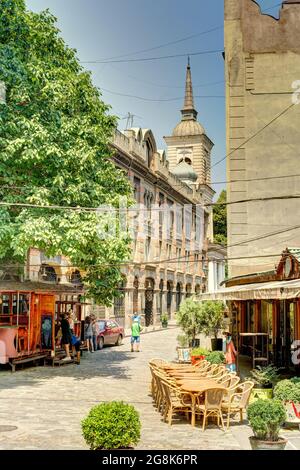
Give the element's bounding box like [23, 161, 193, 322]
[131, 316, 142, 352]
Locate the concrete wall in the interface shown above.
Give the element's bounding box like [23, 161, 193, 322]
[225, 0, 300, 277]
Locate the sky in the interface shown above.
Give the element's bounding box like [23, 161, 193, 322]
[25, 0, 283, 196]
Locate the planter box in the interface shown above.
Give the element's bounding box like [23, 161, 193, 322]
[177, 347, 191, 363]
[249, 436, 287, 451]
[191, 355, 206, 365]
[249, 387, 273, 404]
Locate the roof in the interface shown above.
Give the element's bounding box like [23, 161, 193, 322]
[171, 160, 198, 182]
[172, 119, 205, 137]
[199, 278, 300, 301]
[0, 280, 84, 294]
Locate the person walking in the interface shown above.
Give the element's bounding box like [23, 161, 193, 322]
[131, 316, 142, 352]
[225, 332, 238, 372]
[91, 315, 99, 352]
[61, 313, 72, 361]
[84, 316, 94, 352]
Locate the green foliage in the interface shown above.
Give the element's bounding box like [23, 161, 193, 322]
[176, 333, 190, 348]
[206, 351, 225, 364]
[198, 301, 225, 339]
[273, 379, 300, 403]
[176, 299, 203, 343]
[247, 365, 281, 389]
[0, 0, 133, 304]
[247, 399, 286, 442]
[191, 347, 209, 356]
[213, 190, 227, 246]
[160, 313, 168, 324]
[81, 402, 141, 450]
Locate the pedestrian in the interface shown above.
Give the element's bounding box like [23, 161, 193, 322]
[67, 309, 75, 334]
[60, 313, 72, 361]
[131, 316, 142, 352]
[225, 332, 237, 372]
[84, 316, 94, 353]
[71, 333, 81, 365]
[91, 316, 99, 352]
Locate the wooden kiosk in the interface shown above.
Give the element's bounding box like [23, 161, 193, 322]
[0, 287, 56, 371]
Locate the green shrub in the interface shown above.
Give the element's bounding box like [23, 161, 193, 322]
[191, 347, 209, 356]
[160, 313, 168, 324]
[273, 379, 300, 403]
[81, 402, 141, 450]
[247, 399, 286, 441]
[206, 351, 225, 364]
[177, 333, 189, 348]
[247, 365, 280, 389]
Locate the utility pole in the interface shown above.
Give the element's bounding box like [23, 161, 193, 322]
[125, 112, 134, 129]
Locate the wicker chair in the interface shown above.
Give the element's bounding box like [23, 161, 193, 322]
[221, 381, 254, 429]
[195, 387, 225, 431]
[161, 381, 194, 426]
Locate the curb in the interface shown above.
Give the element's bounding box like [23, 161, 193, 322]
[124, 324, 178, 338]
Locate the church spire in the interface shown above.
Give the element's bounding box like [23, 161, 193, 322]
[181, 57, 198, 121]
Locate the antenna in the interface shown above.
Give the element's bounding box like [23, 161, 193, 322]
[125, 112, 134, 129]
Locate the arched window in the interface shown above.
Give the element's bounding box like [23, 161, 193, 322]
[39, 265, 57, 283]
[70, 270, 83, 286]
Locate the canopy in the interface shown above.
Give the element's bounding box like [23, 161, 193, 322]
[199, 278, 300, 301]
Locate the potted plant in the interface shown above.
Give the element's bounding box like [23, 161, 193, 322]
[273, 378, 300, 426]
[190, 347, 209, 365]
[176, 299, 203, 347]
[176, 333, 191, 363]
[81, 401, 141, 450]
[247, 399, 287, 450]
[160, 313, 168, 328]
[198, 301, 226, 351]
[247, 365, 280, 403]
[205, 350, 225, 365]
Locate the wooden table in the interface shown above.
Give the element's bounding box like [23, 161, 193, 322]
[179, 381, 225, 427]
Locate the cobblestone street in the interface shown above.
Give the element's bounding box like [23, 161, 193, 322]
[0, 327, 298, 450]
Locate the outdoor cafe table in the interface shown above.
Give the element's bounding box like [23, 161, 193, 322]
[178, 382, 226, 427]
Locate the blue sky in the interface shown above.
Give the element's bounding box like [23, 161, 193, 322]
[25, 0, 282, 196]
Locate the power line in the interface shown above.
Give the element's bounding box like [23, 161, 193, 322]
[211, 102, 295, 169]
[95, 26, 224, 62]
[101, 87, 224, 102]
[80, 48, 224, 65]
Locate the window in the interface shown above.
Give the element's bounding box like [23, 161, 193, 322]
[185, 251, 190, 271]
[158, 241, 162, 260]
[167, 199, 174, 238]
[159, 193, 165, 227]
[145, 237, 151, 261]
[133, 177, 141, 203]
[177, 248, 182, 270]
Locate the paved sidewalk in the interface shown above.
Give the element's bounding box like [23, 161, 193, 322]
[0, 327, 298, 450]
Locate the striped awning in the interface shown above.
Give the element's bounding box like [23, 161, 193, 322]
[199, 278, 300, 301]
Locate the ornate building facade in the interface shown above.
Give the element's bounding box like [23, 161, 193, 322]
[101, 61, 224, 328]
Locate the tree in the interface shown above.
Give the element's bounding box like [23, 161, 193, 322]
[0, 1, 133, 304]
[198, 301, 225, 339]
[213, 190, 227, 246]
[176, 298, 203, 345]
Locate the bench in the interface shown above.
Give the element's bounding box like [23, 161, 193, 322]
[9, 354, 48, 372]
[44, 355, 74, 367]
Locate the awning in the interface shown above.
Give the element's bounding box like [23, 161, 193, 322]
[199, 278, 300, 301]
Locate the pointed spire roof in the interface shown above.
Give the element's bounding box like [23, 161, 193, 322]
[172, 58, 205, 137]
[181, 57, 198, 121]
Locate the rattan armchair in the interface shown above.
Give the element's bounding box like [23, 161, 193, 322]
[161, 381, 194, 426]
[195, 387, 225, 431]
[221, 381, 254, 429]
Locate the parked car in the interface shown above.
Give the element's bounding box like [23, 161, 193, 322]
[96, 319, 124, 350]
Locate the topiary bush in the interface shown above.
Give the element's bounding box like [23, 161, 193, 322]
[247, 399, 286, 442]
[81, 401, 141, 450]
[273, 379, 300, 403]
[206, 351, 225, 364]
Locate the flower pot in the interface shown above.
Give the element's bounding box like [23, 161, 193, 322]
[191, 355, 206, 365]
[211, 338, 223, 351]
[177, 347, 191, 363]
[249, 387, 273, 404]
[249, 436, 287, 451]
[161, 322, 168, 329]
